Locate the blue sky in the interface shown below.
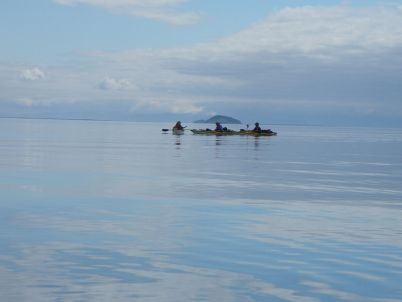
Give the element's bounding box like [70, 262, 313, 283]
[1, 0, 402, 125]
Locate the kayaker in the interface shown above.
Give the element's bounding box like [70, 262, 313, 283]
[215, 122, 224, 132]
[173, 121, 184, 130]
[253, 122, 262, 133]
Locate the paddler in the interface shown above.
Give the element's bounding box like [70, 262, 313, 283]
[253, 122, 262, 133]
[173, 121, 185, 130]
[253, 122, 275, 134]
[215, 122, 224, 132]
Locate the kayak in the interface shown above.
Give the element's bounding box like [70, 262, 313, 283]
[191, 129, 277, 136]
[172, 129, 185, 135]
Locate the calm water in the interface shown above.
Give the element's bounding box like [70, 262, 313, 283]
[1, 118, 402, 302]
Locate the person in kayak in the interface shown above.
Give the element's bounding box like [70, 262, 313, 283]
[253, 122, 262, 133]
[215, 122, 224, 132]
[173, 121, 184, 130]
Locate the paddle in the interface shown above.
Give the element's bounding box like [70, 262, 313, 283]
[162, 126, 188, 132]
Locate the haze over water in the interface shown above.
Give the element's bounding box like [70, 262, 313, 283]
[1, 118, 402, 302]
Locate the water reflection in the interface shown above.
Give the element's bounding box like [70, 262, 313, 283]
[1, 119, 402, 302]
[175, 135, 181, 147]
[2, 197, 402, 302]
[253, 136, 260, 150]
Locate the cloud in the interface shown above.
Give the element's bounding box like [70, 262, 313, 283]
[129, 9, 201, 26]
[93, 6, 402, 109]
[171, 100, 203, 114]
[162, 6, 402, 108]
[3, 5, 402, 124]
[98, 77, 133, 90]
[130, 98, 203, 114]
[16, 98, 34, 107]
[53, 0, 201, 25]
[230, 5, 402, 55]
[20, 68, 45, 81]
[171, 5, 402, 66]
[54, 0, 188, 7]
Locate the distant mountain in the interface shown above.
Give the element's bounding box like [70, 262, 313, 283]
[194, 115, 241, 124]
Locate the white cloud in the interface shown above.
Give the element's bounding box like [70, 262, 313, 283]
[130, 98, 203, 114]
[171, 100, 203, 114]
[16, 98, 34, 107]
[20, 68, 45, 81]
[100, 5, 402, 71]
[208, 6, 402, 58]
[3, 5, 402, 123]
[90, 6, 402, 110]
[54, 0, 187, 7]
[129, 98, 164, 113]
[54, 0, 201, 25]
[98, 77, 133, 90]
[129, 9, 201, 26]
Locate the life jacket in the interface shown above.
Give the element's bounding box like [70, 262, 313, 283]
[174, 123, 184, 130]
[215, 124, 223, 131]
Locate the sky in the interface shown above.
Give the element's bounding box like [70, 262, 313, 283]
[1, 0, 402, 126]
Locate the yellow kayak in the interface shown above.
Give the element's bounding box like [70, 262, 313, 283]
[191, 129, 277, 136]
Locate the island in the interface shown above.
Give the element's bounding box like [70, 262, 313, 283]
[193, 115, 242, 124]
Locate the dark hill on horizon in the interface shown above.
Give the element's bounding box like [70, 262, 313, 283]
[194, 115, 241, 124]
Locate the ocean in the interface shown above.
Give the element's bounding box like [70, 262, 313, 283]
[1, 118, 402, 302]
